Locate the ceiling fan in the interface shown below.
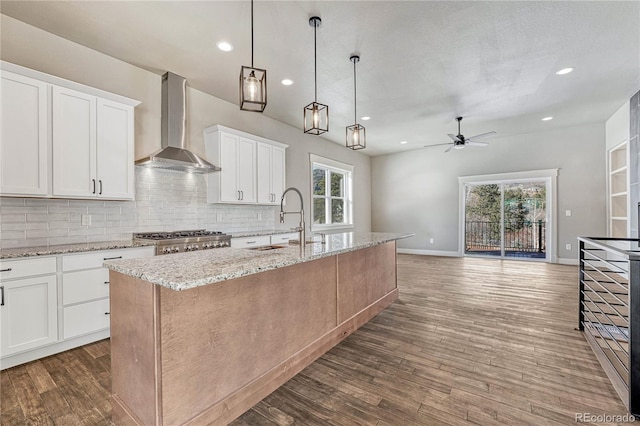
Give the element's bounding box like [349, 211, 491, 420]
[425, 117, 496, 152]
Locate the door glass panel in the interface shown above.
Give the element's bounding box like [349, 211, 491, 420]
[464, 183, 501, 257]
[503, 182, 546, 258]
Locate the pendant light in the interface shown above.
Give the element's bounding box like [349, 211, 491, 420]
[239, 0, 267, 112]
[303, 16, 328, 135]
[346, 55, 365, 150]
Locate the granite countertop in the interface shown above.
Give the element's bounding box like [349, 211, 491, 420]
[104, 232, 414, 291]
[0, 240, 155, 259]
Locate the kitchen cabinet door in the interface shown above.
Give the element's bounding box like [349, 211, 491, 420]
[52, 86, 97, 198]
[0, 71, 50, 196]
[237, 137, 257, 203]
[97, 98, 134, 199]
[257, 143, 286, 205]
[219, 132, 241, 202]
[257, 143, 272, 204]
[271, 146, 286, 204]
[0, 275, 58, 357]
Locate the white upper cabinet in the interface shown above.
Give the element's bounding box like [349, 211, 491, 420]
[52, 86, 97, 197]
[0, 61, 139, 200]
[0, 71, 50, 196]
[96, 98, 135, 199]
[257, 142, 286, 205]
[205, 125, 287, 205]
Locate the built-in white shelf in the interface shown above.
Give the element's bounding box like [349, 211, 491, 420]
[608, 140, 630, 238]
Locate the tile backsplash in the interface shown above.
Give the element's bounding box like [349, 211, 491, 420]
[0, 168, 277, 248]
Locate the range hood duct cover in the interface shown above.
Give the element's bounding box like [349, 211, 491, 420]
[135, 72, 220, 173]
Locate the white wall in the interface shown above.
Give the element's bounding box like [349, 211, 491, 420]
[371, 123, 606, 262]
[606, 101, 630, 151]
[0, 14, 372, 237]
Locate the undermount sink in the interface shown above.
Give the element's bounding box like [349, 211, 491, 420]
[247, 245, 288, 251]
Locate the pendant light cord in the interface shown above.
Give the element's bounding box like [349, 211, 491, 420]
[314, 22, 318, 102]
[250, 0, 254, 67]
[353, 59, 357, 124]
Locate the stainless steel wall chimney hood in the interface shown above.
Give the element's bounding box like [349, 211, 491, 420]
[135, 72, 220, 173]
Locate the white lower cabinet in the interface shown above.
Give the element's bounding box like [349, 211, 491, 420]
[0, 273, 58, 357]
[270, 233, 298, 245]
[63, 299, 111, 339]
[230, 236, 271, 248]
[0, 246, 155, 369]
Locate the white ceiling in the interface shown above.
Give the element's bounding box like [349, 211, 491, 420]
[2, 1, 638, 156]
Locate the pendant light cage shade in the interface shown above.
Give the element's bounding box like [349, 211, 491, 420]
[346, 123, 366, 150]
[240, 66, 267, 112]
[304, 101, 329, 135]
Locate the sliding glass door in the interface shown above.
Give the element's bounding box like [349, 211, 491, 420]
[464, 180, 547, 260]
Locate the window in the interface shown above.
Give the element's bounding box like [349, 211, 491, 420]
[310, 154, 353, 230]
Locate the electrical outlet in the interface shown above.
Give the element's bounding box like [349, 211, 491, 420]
[565, 210, 572, 217]
[81, 214, 91, 226]
[565, 243, 572, 250]
[257, 213, 262, 221]
[216, 214, 223, 222]
[429, 238, 434, 244]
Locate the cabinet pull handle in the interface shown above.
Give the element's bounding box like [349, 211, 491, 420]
[246, 240, 256, 244]
[237, 190, 241, 200]
[99, 180, 103, 195]
[1, 286, 4, 306]
[104, 281, 110, 285]
[0, 268, 12, 272]
[105, 312, 110, 315]
[241, 190, 244, 200]
[103, 256, 123, 261]
[92, 179, 96, 194]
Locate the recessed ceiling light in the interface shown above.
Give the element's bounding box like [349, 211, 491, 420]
[361, 116, 371, 121]
[281, 79, 294, 86]
[555, 67, 573, 75]
[216, 41, 234, 52]
[400, 141, 408, 145]
[542, 116, 554, 121]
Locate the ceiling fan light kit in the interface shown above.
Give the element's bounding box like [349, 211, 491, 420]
[346, 54, 366, 150]
[303, 16, 329, 135]
[239, 0, 267, 112]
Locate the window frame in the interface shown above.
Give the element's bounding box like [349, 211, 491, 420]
[310, 154, 354, 232]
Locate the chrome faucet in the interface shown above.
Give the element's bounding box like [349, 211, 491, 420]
[280, 187, 305, 248]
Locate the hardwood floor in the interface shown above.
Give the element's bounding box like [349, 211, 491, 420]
[1, 255, 629, 425]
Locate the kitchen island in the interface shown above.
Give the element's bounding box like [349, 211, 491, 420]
[104, 232, 412, 426]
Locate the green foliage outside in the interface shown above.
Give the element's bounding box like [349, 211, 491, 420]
[313, 167, 346, 224]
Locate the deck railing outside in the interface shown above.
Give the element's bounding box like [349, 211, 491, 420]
[465, 220, 546, 255]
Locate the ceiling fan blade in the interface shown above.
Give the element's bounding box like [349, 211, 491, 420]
[444, 144, 455, 153]
[447, 133, 461, 142]
[423, 142, 452, 148]
[466, 131, 496, 141]
[466, 141, 488, 147]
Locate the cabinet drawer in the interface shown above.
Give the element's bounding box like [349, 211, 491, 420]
[62, 247, 154, 271]
[270, 233, 298, 245]
[230, 236, 271, 248]
[0, 256, 56, 280]
[63, 298, 110, 339]
[63, 268, 110, 305]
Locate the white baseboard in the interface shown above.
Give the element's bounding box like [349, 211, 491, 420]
[397, 248, 461, 257]
[557, 257, 579, 266]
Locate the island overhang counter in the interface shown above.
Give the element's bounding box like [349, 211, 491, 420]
[104, 232, 412, 426]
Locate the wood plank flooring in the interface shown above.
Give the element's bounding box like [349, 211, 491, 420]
[1, 255, 629, 425]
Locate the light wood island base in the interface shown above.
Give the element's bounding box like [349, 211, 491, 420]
[110, 242, 398, 425]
